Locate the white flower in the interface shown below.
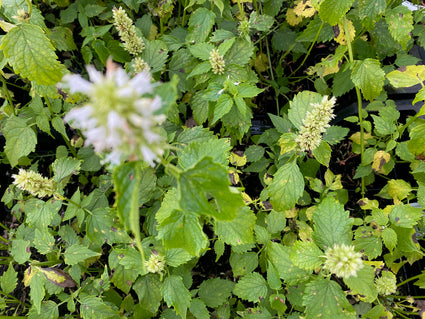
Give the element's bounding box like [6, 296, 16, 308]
[61, 59, 166, 166]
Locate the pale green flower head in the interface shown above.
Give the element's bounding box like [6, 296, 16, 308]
[145, 252, 165, 274]
[375, 271, 397, 295]
[295, 95, 336, 152]
[323, 243, 363, 279]
[12, 169, 57, 198]
[209, 49, 225, 75]
[113, 6, 145, 56]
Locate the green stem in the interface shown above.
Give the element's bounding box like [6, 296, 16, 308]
[0, 74, 15, 116]
[342, 16, 365, 197]
[289, 21, 324, 77]
[181, 0, 188, 26]
[0, 221, 9, 231]
[56, 194, 92, 216]
[25, 0, 32, 16]
[397, 273, 423, 287]
[264, 37, 279, 114]
[0, 290, 31, 308]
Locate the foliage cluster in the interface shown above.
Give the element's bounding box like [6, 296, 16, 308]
[2, 0, 425, 318]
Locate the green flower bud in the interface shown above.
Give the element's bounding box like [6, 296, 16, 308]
[209, 49, 225, 75]
[145, 252, 165, 274]
[113, 7, 145, 56]
[375, 271, 397, 296]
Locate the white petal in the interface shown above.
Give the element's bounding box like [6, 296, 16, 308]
[62, 74, 93, 94]
[130, 71, 153, 95]
[114, 68, 130, 87]
[86, 65, 103, 84]
[141, 146, 157, 166]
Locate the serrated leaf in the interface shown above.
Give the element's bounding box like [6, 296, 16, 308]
[288, 91, 323, 130]
[318, 0, 354, 26]
[157, 209, 208, 256]
[224, 38, 254, 65]
[323, 126, 349, 145]
[52, 157, 81, 182]
[162, 275, 191, 318]
[3, 116, 37, 167]
[388, 179, 412, 201]
[382, 227, 397, 252]
[141, 40, 168, 73]
[312, 197, 353, 250]
[249, 12, 275, 31]
[387, 65, 425, 88]
[1, 263, 17, 295]
[354, 235, 382, 260]
[187, 61, 212, 78]
[28, 300, 59, 319]
[303, 278, 356, 318]
[408, 123, 425, 157]
[389, 204, 422, 228]
[38, 267, 76, 288]
[178, 157, 244, 220]
[64, 244, 100, 266]
[237, 83, 264, 98]
[312, 140, 332, 167]
[233, 272, 268, 303]
[189, 298, 209, 319]
[189, 42, 215, 60]
[267, 242, 311, 285]
[212, 93, 233, 124]
[52, 116, 69, 141]
[358, 0, 386, 29]
[215, 206, 256, 246]
[351, 59, 385, 101]
[79, 296, 119, 319]
[186, 7, 215, 43]
[34, 228, 55, 254]
[198, 278, 235, 308]
[290, 241, 323, 270]
[269, 160, 304, 211]
[115, 246, 145, 274]
[371, 114, 396, 136]
[230, 252, 258, 277]
[133, 274, 162, 314]
[385, 6, 413, 49]
[25, 198, 62, 230]
[1, 24, 65, 85]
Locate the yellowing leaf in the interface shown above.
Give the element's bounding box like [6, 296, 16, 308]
[358, 198, 379, 210]
[38, 267, 77, 288]
[286, 8, 303, 26]
[350, 131, 373, 145]
[388, 179, 412, 202]
[229, 151, 247, 166]
[334, 19, 355, 45]
[372, 150, 391, 174]
[0, 24, 66, 85]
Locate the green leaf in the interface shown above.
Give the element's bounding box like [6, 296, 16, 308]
[212, 93, 234, 124]
[189, 298, 209, 319]
[187, 60, 212, 78]
[318, 0, 354, 26]
[269, 160, 304, 211]
[230, 252, 258, 277]
[186, 7, 216, 43]
[198, 278, 235, 308]
[49, 26, 77, 51]
[303, 278, 356, 318]
[385, 6, 413, 49]
[214, 206, 256, 246]
[178, 157, 244, 220]
[312, 197, 353, 249]
[1, 263, 17, 295]
[3, 116, 37, 167]
[351, 59, 385, 101]
[288, 91, 323, 130]
[290, 241, 323, 270]
[371, 114, 396, 136]
[382, 227, 397, 252]
[164, 249, 193, 267]
[133, 274, 162, 314]
[25, 198, 62, 229]
[233, 272, 268, 303]
[245, 145, 265, 162]
[79, 296, 119, 319]
[323, 126, 349, 145]
[389, 204, 422, 228]
[189, 42, 215, 60]
[225, 38, 254, 65]
[267, 242, 311, 285]
[157, 209, 208, 256]
[28, 300, 59, 319]
[393, 226, 419, 252]
[408, 123, 425, 156]
[178, 137, 231, 170]
[28, 271, 46, 315]
[353, 234, 382, 260]
[237, 83, 264, 98]
[249, 12, 275, 31]
[265, 210, 286, 234]
[344, 265, 378, 302]
[312, 140, 332, 167]
[115, 246, 145, 274]
[358, 0, 386, 30]
[1, 24, 65, 85]
[64, 244, 100, 266]
[51, 116, 69, 141]
[34, 229, 55, 254]
[141, 40, 168, 73]
[386, 65, 425, 88]
[52, 157, 81, 182]
[162, 275, 191, 318]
